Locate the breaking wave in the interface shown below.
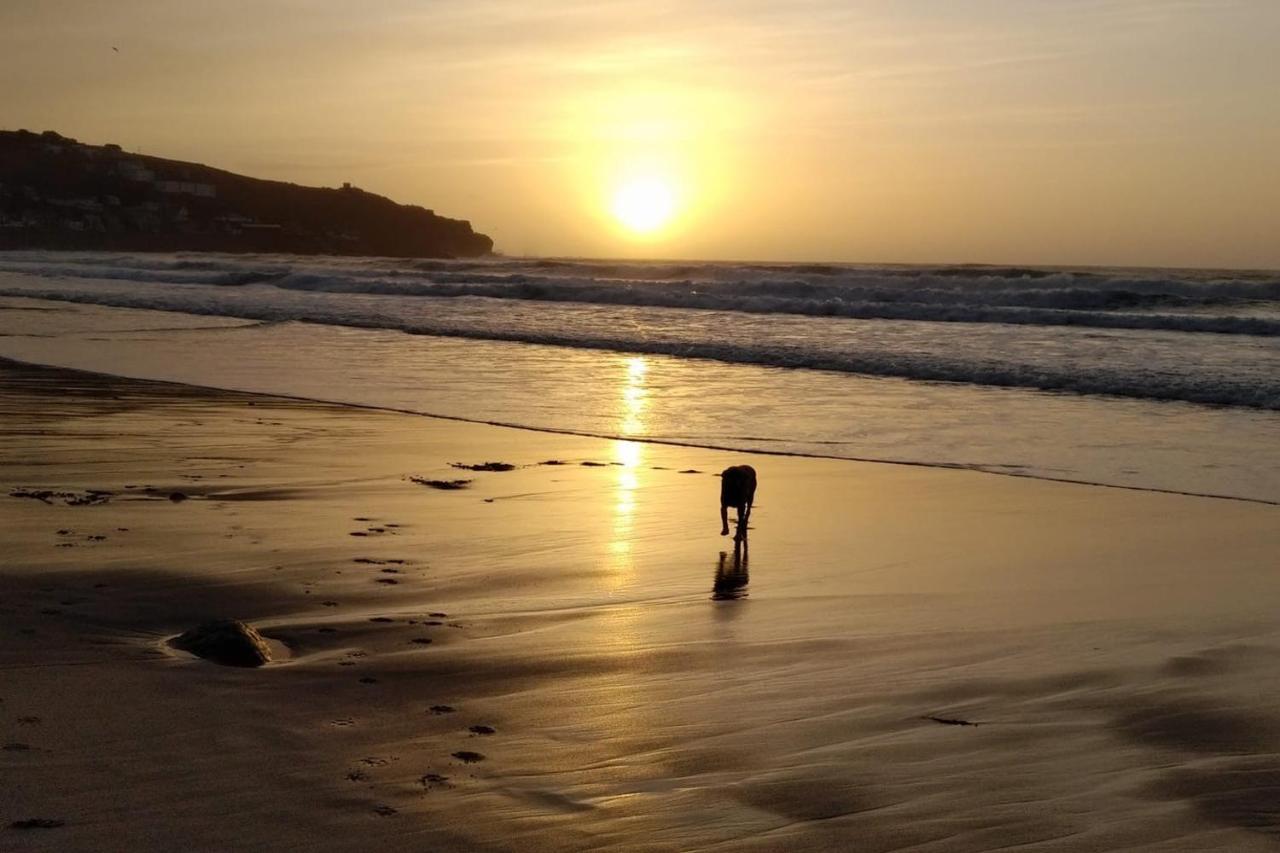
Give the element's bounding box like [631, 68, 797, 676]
[0, 251, 1276, 336]
[0, 250, 1277, 410]
[267, 271, 1280, 336]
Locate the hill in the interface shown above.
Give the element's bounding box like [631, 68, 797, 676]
[0, 130, 493, 258]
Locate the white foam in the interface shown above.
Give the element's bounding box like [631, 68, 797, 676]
[1, 251, 1278, 410]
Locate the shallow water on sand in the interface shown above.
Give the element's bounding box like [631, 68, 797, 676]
[1, 295, 1278, 503]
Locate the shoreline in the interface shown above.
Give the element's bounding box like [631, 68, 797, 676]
[3, 353, 1274, 509]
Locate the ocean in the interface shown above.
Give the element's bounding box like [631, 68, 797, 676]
[0, 250, 1276, 502]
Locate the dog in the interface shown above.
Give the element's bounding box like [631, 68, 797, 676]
[719, 464, 757, 540]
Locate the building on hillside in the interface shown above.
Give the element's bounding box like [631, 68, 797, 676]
[117, 160, 155, 183]
[155, 180, 216, 198]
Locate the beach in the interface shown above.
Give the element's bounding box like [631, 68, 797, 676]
[4, 358, 1279, 852]
[6, 0, 1280, 847]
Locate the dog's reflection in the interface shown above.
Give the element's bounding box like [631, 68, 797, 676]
[712, 537, 749, 601]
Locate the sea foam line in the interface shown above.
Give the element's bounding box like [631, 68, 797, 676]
[2, 284, 1277, 411]
[1, 254, 1278, 336]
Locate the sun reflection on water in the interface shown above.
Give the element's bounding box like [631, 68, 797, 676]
[607, 357, 649, 591]
[619, 356, 648, 438]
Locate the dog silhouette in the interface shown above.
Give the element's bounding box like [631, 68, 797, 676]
[719, 465, 757, 541]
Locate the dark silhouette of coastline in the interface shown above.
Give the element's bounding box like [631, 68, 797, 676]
[0, 129, 493, 258]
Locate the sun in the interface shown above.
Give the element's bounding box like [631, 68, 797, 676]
[611, 176, 676, 235]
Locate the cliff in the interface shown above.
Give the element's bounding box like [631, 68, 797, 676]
[0, 130, 494, 258]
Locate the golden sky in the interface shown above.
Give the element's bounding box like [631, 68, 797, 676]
[3, 1, 1278, 268]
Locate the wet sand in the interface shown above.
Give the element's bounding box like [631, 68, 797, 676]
[2, 359, 1279, 852]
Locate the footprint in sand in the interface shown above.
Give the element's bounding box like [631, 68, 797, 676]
[17, 716, 41, 725]
[345, 769, 369, 782]
[409, 638, 432, 645]
[358, 677, 378, 684]
[923, 715, 980, 727]
[451, 462, 516, 472]
[369, 617, 395, 623]
[419, 773, 450, 789]
[468, 725, 496, 736]
[373, 805, 397, 817]
[330, 718, 356, 728]
[376, 578, 399, 585]
[428, 705, 456, 715]
[10, 818, 64, 830]
[452, 751, 485, 764]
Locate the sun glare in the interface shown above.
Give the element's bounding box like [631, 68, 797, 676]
[611, 176, 676, 235]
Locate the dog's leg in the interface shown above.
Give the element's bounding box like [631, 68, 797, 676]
[720, 503, 730, 536]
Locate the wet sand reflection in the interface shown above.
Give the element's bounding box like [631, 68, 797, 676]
[607, 356, 649, 589]
[713, 538, 749, 601]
